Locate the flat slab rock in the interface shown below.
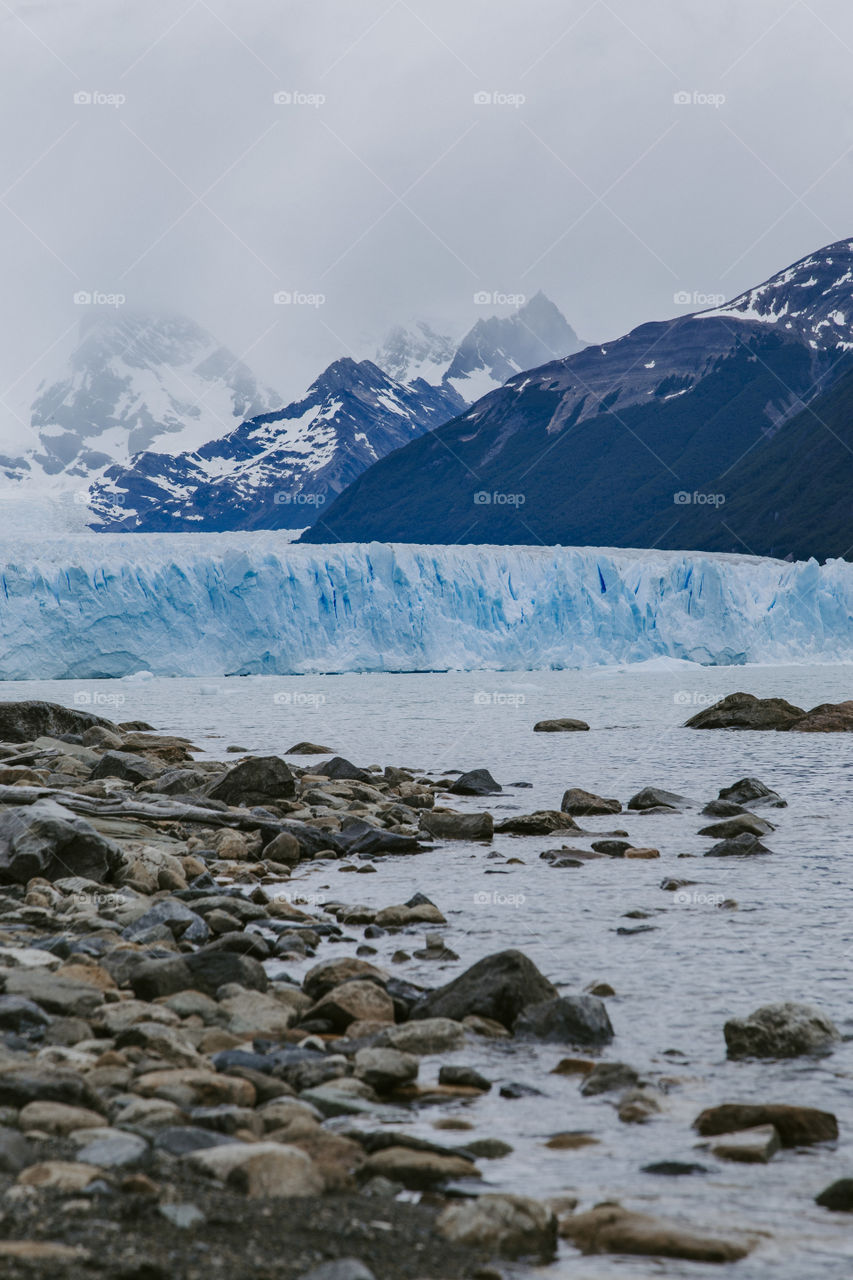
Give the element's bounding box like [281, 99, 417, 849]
[694, 1102, 838, 1146]
[559, 1205, 753, 1262]
[533, 718, 589, 732]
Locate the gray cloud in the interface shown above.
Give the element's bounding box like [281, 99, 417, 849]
[1, 0, 852, 429]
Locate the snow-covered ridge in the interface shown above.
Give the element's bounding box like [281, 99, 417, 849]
[0, 536, 851, 680]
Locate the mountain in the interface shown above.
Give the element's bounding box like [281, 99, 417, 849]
[300, 237, 853, 556]
[88, 358, 463, 531]
[374, 292, 584, 403]
[0, 311, 281, 493]
[88, 292, 581, 531]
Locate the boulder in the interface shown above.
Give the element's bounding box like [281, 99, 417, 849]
[815, 1179, 853, 1211]
[361, 1146, 479, 1189]
[561, 788, 621, 816]
[559, 1205, 751, 1262]
[204, 756, 296, 806]
[0, 994, 50, 1032]
[694, 1103, 838, 1146]
[789, 700, 853, 732]
[303, 957, 388, 1001]
[122, 899, 209, 945]
[0, 699, 115, 743]
[336, 820, 421, 857]
[75, 1129, 149, 1168]
[449, 769, 502, 796]
[188, 1140, 324, 1197]
[287, 742, 335, 755]
[19, 1102, 105, 1135]
[353, 1048, 418, 1092]
[314, 757, 372, 783]
[0, 800, 122, 884]
[135, 1069, 255, 1109]
[419, 811, 493, 841]
[0, 1068, 102, 1111]
[709, 1125, 780, 1164]
[685, 691, 805, 730]
[704, 833, 772, 857]
[18, 1161, 102, 1192]
[724, 1003, 841, 1059]
[297, 1262, 376, 1280]
[130, 947, 269, 1001]
[533, 719, 589, 732]
[438, 1065, 491, 1091]
[90, 750, 160, 783]
[698, 814, 773, 838]
[437, 1194, 557, 1261]
[410, 950, 557, 1030]
[515, 995, 614, 1046]
[378, 1018, 466, 1055]
[495, 811, 579, 836]
[580, 1063, 639, 1096]
[627, 787, 694, 812]
[3, 967, 105, 1018]
[262, 831, 302, 864]
[718, 777, 786, 808]
[308, 981, 395, 1031]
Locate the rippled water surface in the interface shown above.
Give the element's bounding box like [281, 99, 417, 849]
[6, 663, 853, 1278]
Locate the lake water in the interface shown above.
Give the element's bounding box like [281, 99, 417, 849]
[6, 661, 853, 1277]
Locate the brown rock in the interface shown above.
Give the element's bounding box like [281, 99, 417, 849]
[303, 957, 389, 1000]
[362, 1146, 480, 1189]
[18, 1161, 101, 1191]
[694, 1102, 838, 1147]
[559, 1205, 752, 1262]
[308, 980, 395, 1030]
[561, 788, 621, 816]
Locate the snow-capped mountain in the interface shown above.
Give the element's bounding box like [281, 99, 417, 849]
[302, 237, 853, 553]
[88, 357, 462, 531]
[374, 292, 584, 402]
[0, 311, 281, 494]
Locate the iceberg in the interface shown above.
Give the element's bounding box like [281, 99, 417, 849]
[0, 534, 852, 679]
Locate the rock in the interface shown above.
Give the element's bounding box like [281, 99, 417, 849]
[0, 800, 122, 884]
[618, 1088, 662, 1123]
[189, 1141, 324, 1196]
[18, 1161, 102, 1192]
[701, 799, 747, 817]
[159, 1202, 206, 1229]
[580, 1063, 639, 1096]
[815, 1179, 853, 1211]
[289, 1129, 365, 1191]
[495, 811, 580, 836]
[718, 777, 786, 807]
[220, 989, 306, 1037]
[353, 1048, 418, 1092]
[18, 1102, 104, 1135]
[709, 1124, 780, 1163]
[298, 1262, 376, 1280]
[130, 947, 269, 1000]
[3, 967, 105, 1017]
[154, 1127, 239, 1156]
[533, 719, 589, 732]
[378, 1018, 466, 1055]
[0, 1068, 102, 1111]
[308, 981, 395, 1031]
[438, 1065, 491, 1091]
[515, 995, 614, 1046]
[0, 994, 51, 1032]
[693, 1103, 838, 1146]
[411, 950, 557, 1029]
[303, 957, 388, 1001]
[0, 1243, 91, 1263]
[122, 898, 209, 945]
[374, 902, 446, 926]
[624, 846, 660, 859]
[724, 1003, 841, 1058]
[705, 833, 772, 856]
[336, 820, 421, 858]
[419, 811, 493, 841]
[287, 742, 335, 755]
[698, 814, 774, 838]
[262, 831, 302, 864]
[449, 769, 502, 796]
[461, 1138, 512, 1158]
[361, 1146, 479, 1189]
[627, 787, 694, 811]
[0, 699, 115, 743]
[789, 700, 853, 732]
[561, 788, 621, 816]
[559, 1205, 751, 1262]
[75, 1128, 149, 1168]
[90, 750, 160, 783]
[643, 1161, 707, 1176]
[204, 756, 296, 806]
[437, 1193, 557, 1261]
[686, 691, 806, 729]
[314, 757, 372, 783]
[135, 1069, 256, 1109]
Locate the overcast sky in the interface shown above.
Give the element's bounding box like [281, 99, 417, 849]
[2, 0, 852, 416]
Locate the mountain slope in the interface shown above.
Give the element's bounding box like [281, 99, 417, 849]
[301, 238, 853, 554]
[88, 358, 463, 531]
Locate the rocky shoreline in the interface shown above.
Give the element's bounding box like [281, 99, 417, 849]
[0, 696, 848, 1278]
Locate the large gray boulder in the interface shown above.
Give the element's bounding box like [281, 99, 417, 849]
[724, 1002, 841, 1059]
[0, 699, 116, 743]
[515, 994, 614, 1046]
[130, 947, 269, 1001]
[685, 692, 805, 730]
[410, 950, 557, 1029]
[0, 800, 122, 884]
[204, 756, 296, 807]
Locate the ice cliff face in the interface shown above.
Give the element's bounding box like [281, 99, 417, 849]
[0, 536, 850, 679]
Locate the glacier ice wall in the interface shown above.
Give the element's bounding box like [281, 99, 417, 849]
[0, 534, 851, 679]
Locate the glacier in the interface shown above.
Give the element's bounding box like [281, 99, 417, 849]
[0, 534, 852, 680]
